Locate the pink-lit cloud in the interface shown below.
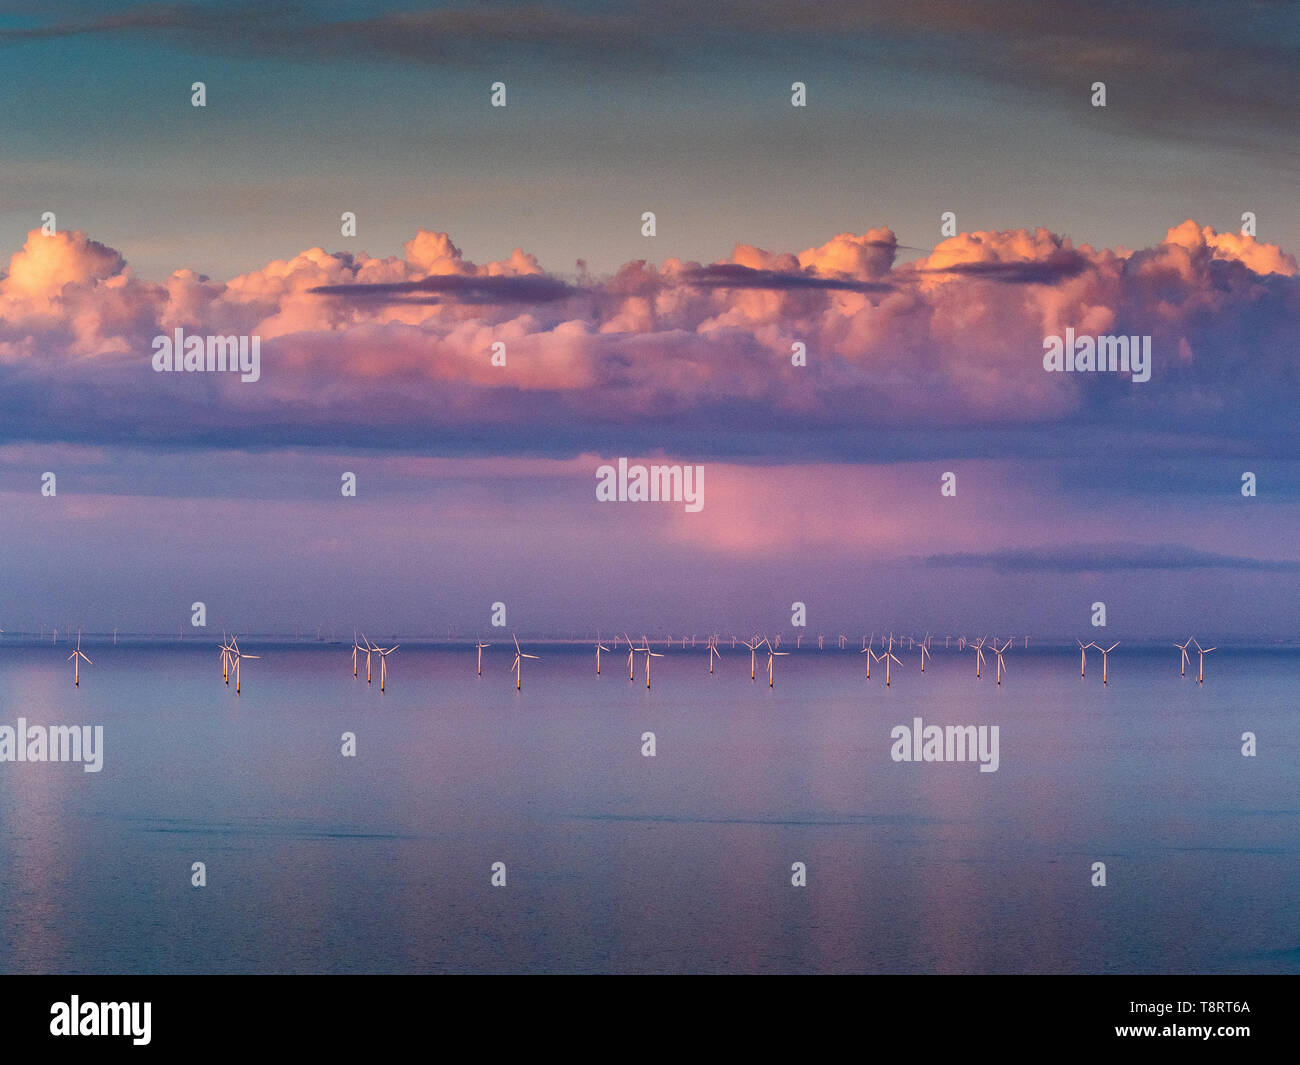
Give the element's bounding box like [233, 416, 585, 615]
[1, 220, 1295, 460]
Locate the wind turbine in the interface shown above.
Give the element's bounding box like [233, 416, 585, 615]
[973, 638, 986, 679]
[994, 639, 1011, 685]
[642, 641, 664, 689]
[1193, 639, 1216, 684]
[767, 645, 789, 687]
[352, 632, 362, 677]
[220, 635, 234, 685]
[377, 643, 398, 692]
[708, 640, 722, 674]
[860, 641, 875, 680]
[1174, 637, 1192, 678]
[1099, 642, 1119, 685]
[742, 637, 760, 681]
[228, 637, 259, 694]
[919, 638, 931, 672]
[624, 632, 636, 681]
[883, 647, 902, 687]
[357, 634, 377, 683]
[476, 640, 490, 676]
[67, 631, 92, 686]
[511, 634, 538, 691]
[595, 639, 610, 675]
[1077, 639, 1096, 678]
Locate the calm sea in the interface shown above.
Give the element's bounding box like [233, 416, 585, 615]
[0, 640, 1295, 974]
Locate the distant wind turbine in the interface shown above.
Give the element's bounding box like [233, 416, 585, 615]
[477, 640, 490, 676]
[708, 640, 722, 674]
[642, 642, 664, 689]
[361, 635, 377, 683]
[1077, 639, 1096, 678]
[377, 643, 397, 692]
[883, 647, 902, 687]
[595, 639, 610, 675]
[67, 631, 92, 687]
[994, 639, 1011, 685]
[860, 641, 875, 680]
[767, 645, 789, 687]
[1193, 639, 1216, 684]
[973, 638, 987, 679]
[1175, 637, 1192, 678]
[511, 634, 538, 691]
[229, 636, 259, 694]
[1099, 642, 1119, 685]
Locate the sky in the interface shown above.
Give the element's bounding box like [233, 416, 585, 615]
[0, 0, 1298, 638]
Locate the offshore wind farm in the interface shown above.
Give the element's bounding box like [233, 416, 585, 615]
[0, 629, 1295, 974]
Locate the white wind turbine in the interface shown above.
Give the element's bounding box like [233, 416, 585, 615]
[742, 637, 760, 681]
[766, 644, 789, 687]
[67, 630, 92, 687]
[973, 637, 987, 679]
[919, 636, 931, 672]
[1175, 637, 1192, 678]
[708, 640, 722, 674]
[1099, 642, 1119, 685]
[882, 646, 902, 687]
[511, 634, 538, 691]
[228, 636, 259, 694]
[1076, 639, 1096, 678]
[352, 631, 362, 677]
[477, 640, 491, 676]
[994, 639, 1011, 685]
[1193, 639, 1216, 684]
[220, 634, 236, 685]
[358, 634, 377, 683]
[377, 643, 398, 692]
[624, 632, 636, 681]
[595, 638, 610, 675]
[860, 638, 875, 680]
[641, 639, 664, 690]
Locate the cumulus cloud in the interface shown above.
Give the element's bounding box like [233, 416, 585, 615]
[0, 219, 1295, 459]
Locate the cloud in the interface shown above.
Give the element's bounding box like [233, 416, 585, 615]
[4, 2, 1293, 147]
[309, 274, 581, 305]
[0, 219, 1295, 461]
[678, 264, 892, 294]
[924, 544, 1300, 573]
